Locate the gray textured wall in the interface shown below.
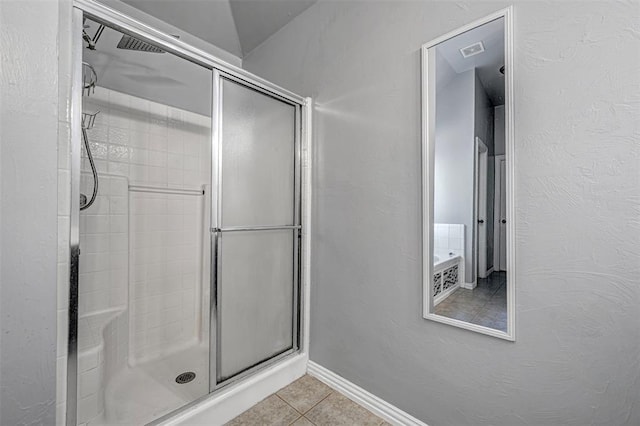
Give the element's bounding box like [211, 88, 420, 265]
[0, 1, 60, 424]
[243, 1, 640, 425]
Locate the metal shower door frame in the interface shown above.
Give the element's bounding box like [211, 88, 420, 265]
[209, 70, 303, 391]
[68, 1, 308, 425]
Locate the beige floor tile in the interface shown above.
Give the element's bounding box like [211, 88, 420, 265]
[291, 417, 315, 425]
[277, 374, 333, 414]
[225, 394, 301, 426]
[304, 392, 383, 426]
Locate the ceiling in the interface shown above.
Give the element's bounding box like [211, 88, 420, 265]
[121, 0, 317, 58]
[436, 18, 505, 105]
[83, 18, 213, 115]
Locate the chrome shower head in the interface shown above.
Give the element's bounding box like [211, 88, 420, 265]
[117, 35, 165, 53]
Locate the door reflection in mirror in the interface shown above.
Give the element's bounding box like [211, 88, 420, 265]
[423, 15, 511, 336]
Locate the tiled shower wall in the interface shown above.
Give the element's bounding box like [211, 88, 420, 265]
[81, 87, 211, 363]
[434, 223, 465, 258]
[129, 191, 207, 362]
[79, 174, 129, 316]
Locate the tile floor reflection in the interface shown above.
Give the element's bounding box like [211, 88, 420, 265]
[434, 271, 507, 331]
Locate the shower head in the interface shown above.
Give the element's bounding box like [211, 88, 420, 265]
[117, 34, 165, 53]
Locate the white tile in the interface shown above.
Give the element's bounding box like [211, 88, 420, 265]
[183, 140, 201, 157]
[108, 127, 129, 146]
[449, 238, 463, 250]
[148, 118, 168, 136]
[85, 124, 108, 145]
[167, 153, 184, 169]
[129, 147, 149, 165]
[110, 215, 128, 233]
[79, 272, 103, 294]
[84, 215, 109, 234]
[110, 252, 128, 270]
[79, 366, 99, 398]
[110, 285, 127, 306]
[110, 177, 128, 196]
[77, 393, 98, 423]
[148, 167, 168, 185]
[111, 268, 128, 286]
[110, 196, 128, 215]
[167, 136, 183, 154]
[109, 233, 128, 252]
[450, 224, 464, 238]
[183, 170, 200, 186]
[81, 289, 110, 313]
[79, 350, 99, 372]
[168, 168, 184, 186]
[108, 144, 130, 162]
[88, 141, 108, 160]
[108, 109, 130, 129]
[130, 125, 150, 145]
[148, 150, 167, 167]
[84, 195, 109, 215]
[79, 253, 108, 274]
[183, 155, 200, 172]
[435, 237, 448, 249]
[82, 234, 109, 254]
[108, 161, 129, 176]
[150, 133, 168, 151]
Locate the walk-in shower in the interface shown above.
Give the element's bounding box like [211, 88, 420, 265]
[67, 5, 307, 425]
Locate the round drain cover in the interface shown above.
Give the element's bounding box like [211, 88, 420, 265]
[175, 372, 196, 384]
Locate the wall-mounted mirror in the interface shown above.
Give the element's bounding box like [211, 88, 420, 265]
[422, 9, 514, 340]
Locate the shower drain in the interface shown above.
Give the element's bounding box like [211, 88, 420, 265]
[175, 372, 196, 384]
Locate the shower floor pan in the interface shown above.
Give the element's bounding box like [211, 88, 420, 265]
[99, 343, 208, 425]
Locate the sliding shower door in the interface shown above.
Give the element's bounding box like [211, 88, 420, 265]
[211, 74, 301, 388]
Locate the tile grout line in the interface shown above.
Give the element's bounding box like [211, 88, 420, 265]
[301, 388, 334, 415]
[274, 391, 322, 425]
[276, 385, 335, 425]
[276, 389, 330, 426]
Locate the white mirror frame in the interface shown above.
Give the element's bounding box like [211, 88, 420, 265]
[421, 7, 515, 341]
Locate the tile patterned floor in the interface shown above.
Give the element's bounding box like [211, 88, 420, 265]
[226, 375, 389, 426]
[434, 271, 507, 331]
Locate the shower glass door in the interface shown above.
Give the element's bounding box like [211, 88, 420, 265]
[212, 75, 301, 387]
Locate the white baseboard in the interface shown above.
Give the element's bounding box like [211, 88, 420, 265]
[162, 353, 307, 426]
[461, 281, 477, 290]
[307, 361, 428, 426]
[479, 267, 494, 279]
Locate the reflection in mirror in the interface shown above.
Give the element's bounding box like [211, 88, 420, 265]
[422, 12, 513, 338]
